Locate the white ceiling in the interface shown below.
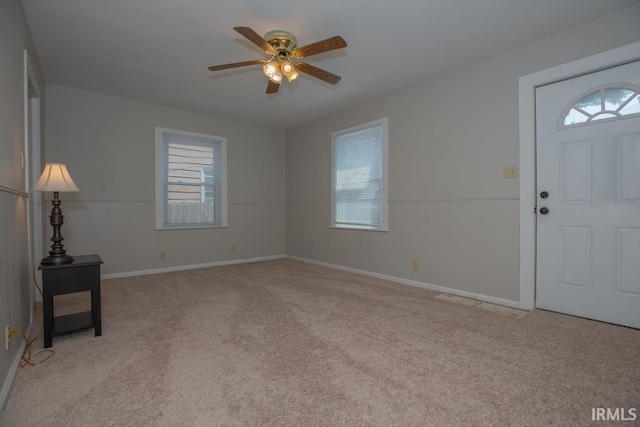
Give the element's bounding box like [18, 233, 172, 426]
[21, 0, 640, 130]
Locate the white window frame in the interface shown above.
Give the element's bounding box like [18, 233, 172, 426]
[155, 127, 227, 230]
[331, 117, 389, 231]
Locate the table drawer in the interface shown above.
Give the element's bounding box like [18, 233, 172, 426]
[43, 265, 100, 295]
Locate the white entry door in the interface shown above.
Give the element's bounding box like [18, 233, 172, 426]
[536, 60, 640, 328]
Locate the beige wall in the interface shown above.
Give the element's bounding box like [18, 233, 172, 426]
[45, 85, 286, 275]
[286, 5, 640, 304]
[0, 0, 45, 407]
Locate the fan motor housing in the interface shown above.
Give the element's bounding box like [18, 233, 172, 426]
[264, 30, 297, 53]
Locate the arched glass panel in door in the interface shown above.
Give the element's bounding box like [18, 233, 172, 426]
[559, 84, 640, 128]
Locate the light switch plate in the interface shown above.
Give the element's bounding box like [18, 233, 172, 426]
[503, 165, 518, 178]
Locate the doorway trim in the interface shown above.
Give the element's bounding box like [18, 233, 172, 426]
[24, 49, 42, 313]
[518, 40, 640, 310]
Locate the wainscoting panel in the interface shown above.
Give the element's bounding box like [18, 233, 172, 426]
[61, 200, 286, 276]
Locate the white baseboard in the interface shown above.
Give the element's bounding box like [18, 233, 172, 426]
[100, 253, 521, 309]
[1, 321, 32, 410]
[101, 255, 287, 280]
[287, 255, 521, 309]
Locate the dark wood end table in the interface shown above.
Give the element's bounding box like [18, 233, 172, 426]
[39, 254, 103, 348]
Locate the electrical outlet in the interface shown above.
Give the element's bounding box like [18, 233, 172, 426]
[231, 245, 236, 253]
[412, 260, 419, 271]
[160, 251, 167, 260]
[5, 325, 10, 350]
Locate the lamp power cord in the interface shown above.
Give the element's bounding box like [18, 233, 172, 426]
[8, 262, 54, 367]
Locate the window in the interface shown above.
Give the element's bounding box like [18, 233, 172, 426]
[560, 84, 640, 128]
[331, 118, 388, 231]
[155, 127, 227, 229]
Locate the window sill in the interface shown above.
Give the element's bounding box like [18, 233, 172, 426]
[156, 224, 228, 231]
[330, 225, 389, 232]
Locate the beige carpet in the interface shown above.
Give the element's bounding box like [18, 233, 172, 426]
[1, 259, 638, 426]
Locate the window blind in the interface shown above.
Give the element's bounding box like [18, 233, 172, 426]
[163, 134, 222, 226]
[334, 124, 382, 227]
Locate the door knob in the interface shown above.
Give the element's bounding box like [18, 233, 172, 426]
[539, 207, 549, 215]
[540, 191, 549, 199]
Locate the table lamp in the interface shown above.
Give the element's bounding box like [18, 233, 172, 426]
[31, 163, 80, 265]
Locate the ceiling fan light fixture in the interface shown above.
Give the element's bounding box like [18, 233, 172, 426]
[281, 61, 299, 82]
[270, 67, 283, 83]
[263, 61, 278, 78]
[285, 72, 299, 83]
[208, 27, 347, 93]
[286, 69, 299, 83]
[281, 61, 294, 74]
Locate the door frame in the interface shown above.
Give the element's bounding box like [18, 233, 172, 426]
[24, 49, 43, 312]
[518, 40, 640, 310]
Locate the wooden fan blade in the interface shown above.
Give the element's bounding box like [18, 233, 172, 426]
[295, 62, 342, 84]
[292, 36, 347, 58]
[234, 27, 276, 55]
[266, 80, 280, 94]
[208, 59, 264, 72]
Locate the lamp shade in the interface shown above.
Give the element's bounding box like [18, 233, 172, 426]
[31, 163, 80, 193]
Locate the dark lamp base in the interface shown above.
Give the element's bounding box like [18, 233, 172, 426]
[41, 254, 74, 265]
[43, 192, 74, 266]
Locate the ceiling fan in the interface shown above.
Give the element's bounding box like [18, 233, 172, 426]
[208, 27, 347, 94]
